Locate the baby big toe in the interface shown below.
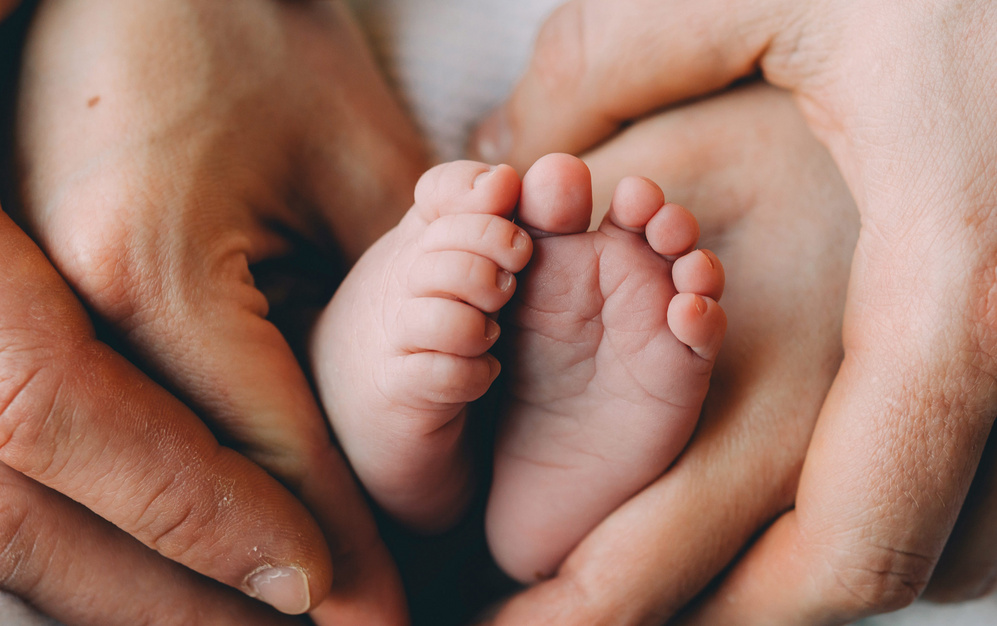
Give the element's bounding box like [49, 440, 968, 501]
[408, 250, 517, 313]
[517, 153, 594, 236]
[413, 160, 522, 220]
[667, 293, 727, 361]
[672, 248, 725, 301]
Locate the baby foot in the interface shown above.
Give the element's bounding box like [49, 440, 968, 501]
[311, 161, 532, 532]
[486, 154, 727, 582]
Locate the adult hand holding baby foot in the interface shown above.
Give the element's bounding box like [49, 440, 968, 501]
[475, 0, 997, 622]
[2, 0, 424, 623]
[480, 82, 859, 626]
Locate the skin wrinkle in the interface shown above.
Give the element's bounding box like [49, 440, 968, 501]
[0, 368, 42, 449]
[0, 367, 65, 482]
[0, 501, 37, 593]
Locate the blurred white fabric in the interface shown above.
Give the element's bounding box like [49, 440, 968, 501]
[347, 0, 562, 162]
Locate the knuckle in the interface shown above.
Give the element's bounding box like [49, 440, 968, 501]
[0, 359, 67, 479]
[42, 189, 163, 334]
[127, 464, 227, 562]
[823, 540, 934, 614]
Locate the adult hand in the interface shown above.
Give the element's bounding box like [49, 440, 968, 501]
[480, 83, 862, 625]
[2, 0, 426, 623]
[475, 2, 997, 622]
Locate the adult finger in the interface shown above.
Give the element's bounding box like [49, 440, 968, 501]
[471, 0, 800, 170]
[486, 84, 858, 625]
[486, 2, 997, 624]
[0, 208, 331, 614]
[681, 304, 997, 625]
[28, 148, 406, 624]
[14, 2, 409, 619]
[17, 0, 333, 484]
[679, 159, 997, 621]
[0, 464, 307, 626]
[679, 357, 993, 624]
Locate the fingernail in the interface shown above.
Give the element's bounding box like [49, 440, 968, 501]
[700, 249, 715, 269]
[695, 295, 708, 315]
[485, 318, 501, 341]
[486, 353, 502, 381]
[474, 165, 498, 189]
[246, 566, 310, 615]
[496, 269, 514, 291]
[512, 229, 530, 249]
[474, 107, 511, 164]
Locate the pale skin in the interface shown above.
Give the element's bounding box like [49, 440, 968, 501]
[312, 153, 725, 584]
[2, 0, 426, 623]
[471, 0, 997, 617]
[488, 156, 725, 582]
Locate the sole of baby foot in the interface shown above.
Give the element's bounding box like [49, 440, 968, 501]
[487, 155, 726, 581]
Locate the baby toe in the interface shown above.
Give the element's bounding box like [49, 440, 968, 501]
[408, 250, 517, 313]
[399, 352, 501, 408]
[413, 161, 521, 220]
[646, 202, 701, 257]
[397, 297, 501, 357]
[420, 213, 532, 273]
[672, 249, 725, 301]
[603, 176, 666, 232]
[667, 293, 727, 361]
[518, 153, 593, 237]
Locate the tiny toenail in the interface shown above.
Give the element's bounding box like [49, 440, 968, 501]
[695, 295, 708, 315]
[473, 166, 498, 189]
[700, 250, 715, 269]
[485, 318, 501, 341]
[512, 229, 529, 249]
[496, 270, 514, 291]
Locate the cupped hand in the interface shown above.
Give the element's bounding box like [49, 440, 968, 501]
[481, 83, 861, 625]
[2, 0, 426, 623]
[475, 1, 997, 622]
